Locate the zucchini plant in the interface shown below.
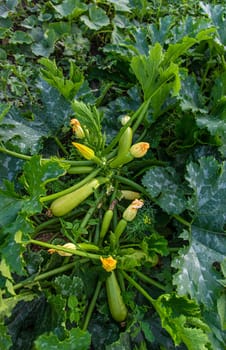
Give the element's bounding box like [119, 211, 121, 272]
[0, 6, 225, 348]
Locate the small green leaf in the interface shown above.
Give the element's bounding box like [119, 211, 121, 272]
[39, 58, 84, 100]
[141, 233, 169, 256]
[32, 29, 57, 57]
[131, 43, 163, 101]
[0, 324, 12, 349]
[9, 30, 32, 44]
[35, 328, 91, 350]
[48, 21, 71, 36]
[0, 47, 7, 59]
[105, 332, 131, 350]
[81, 5, 110, 30]
[155, 293, 210, 349]
[20, 155, 68, 200]
[149, 15, 174, 45]
[53, 275, 84, 298]
[108, 0, 131, 12]
[53, 0, 87, 19]
[131, 42, 182, 117]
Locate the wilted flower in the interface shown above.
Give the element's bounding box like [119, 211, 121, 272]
[122, 199, 144, 222]
[130, 142, 150, 158]
[70, 119, 85, 139]
[100, 256, 117, 272]
[72, 142, 95, 160]
[48, 242, 76, 256]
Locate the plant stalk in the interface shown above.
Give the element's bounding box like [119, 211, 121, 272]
[113, 175, 149, 197]
[132, 269, 166, 291]
[13, 261, 79, 291]
[25, 239, 101, 260]
[121, 270, 156, 306]
[0, 145, 94, 166]
[172, 214, 191, 228]
[82, 280, 102, 330]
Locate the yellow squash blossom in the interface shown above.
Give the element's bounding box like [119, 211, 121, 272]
[100, 256, 117, 272]
[72, 142, 95, 160]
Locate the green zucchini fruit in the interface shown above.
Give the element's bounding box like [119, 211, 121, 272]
[106, 270, 128, 322]
[99, 209, 114, 240]
[50, 177, 107, 217]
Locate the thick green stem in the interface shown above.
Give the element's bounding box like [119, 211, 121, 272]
[40, 168, 101, 202]
[82, 280, 102, 330]
[116, 269, 126, 292]
[13, 261, 80, 291]
[132, 269, 166, 291]
[79, 190, 106, 240]
[34, 217, 60, 234]
[53, 136, 69, 156]
[113, 175, 149, 197]
[0, 145, 30, 161]
[25, 239, 101, 260]
[0, 145, 94, 166]
[131, 99, 151, 133]
[172, 214, 191, 228]
[121, 270, 156, 307]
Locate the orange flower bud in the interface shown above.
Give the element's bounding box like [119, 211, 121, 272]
[100, 256, 117, 272]
[70, 119, 85, 139]
[130, 142, 150, 158]
[48, 243, 76, 256]
[122, 199, 144, 222]
[72, 142, 95, 160]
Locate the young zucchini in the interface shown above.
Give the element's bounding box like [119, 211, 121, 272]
[106, 270, 128, 322]
[114, 218, 127, 240]
[109, 125, 133, 168]
[99, 209, 114, 240]
[118, 126, 133, 156]
[50, 177, 108, 217]
[109, 152, 133, 169]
